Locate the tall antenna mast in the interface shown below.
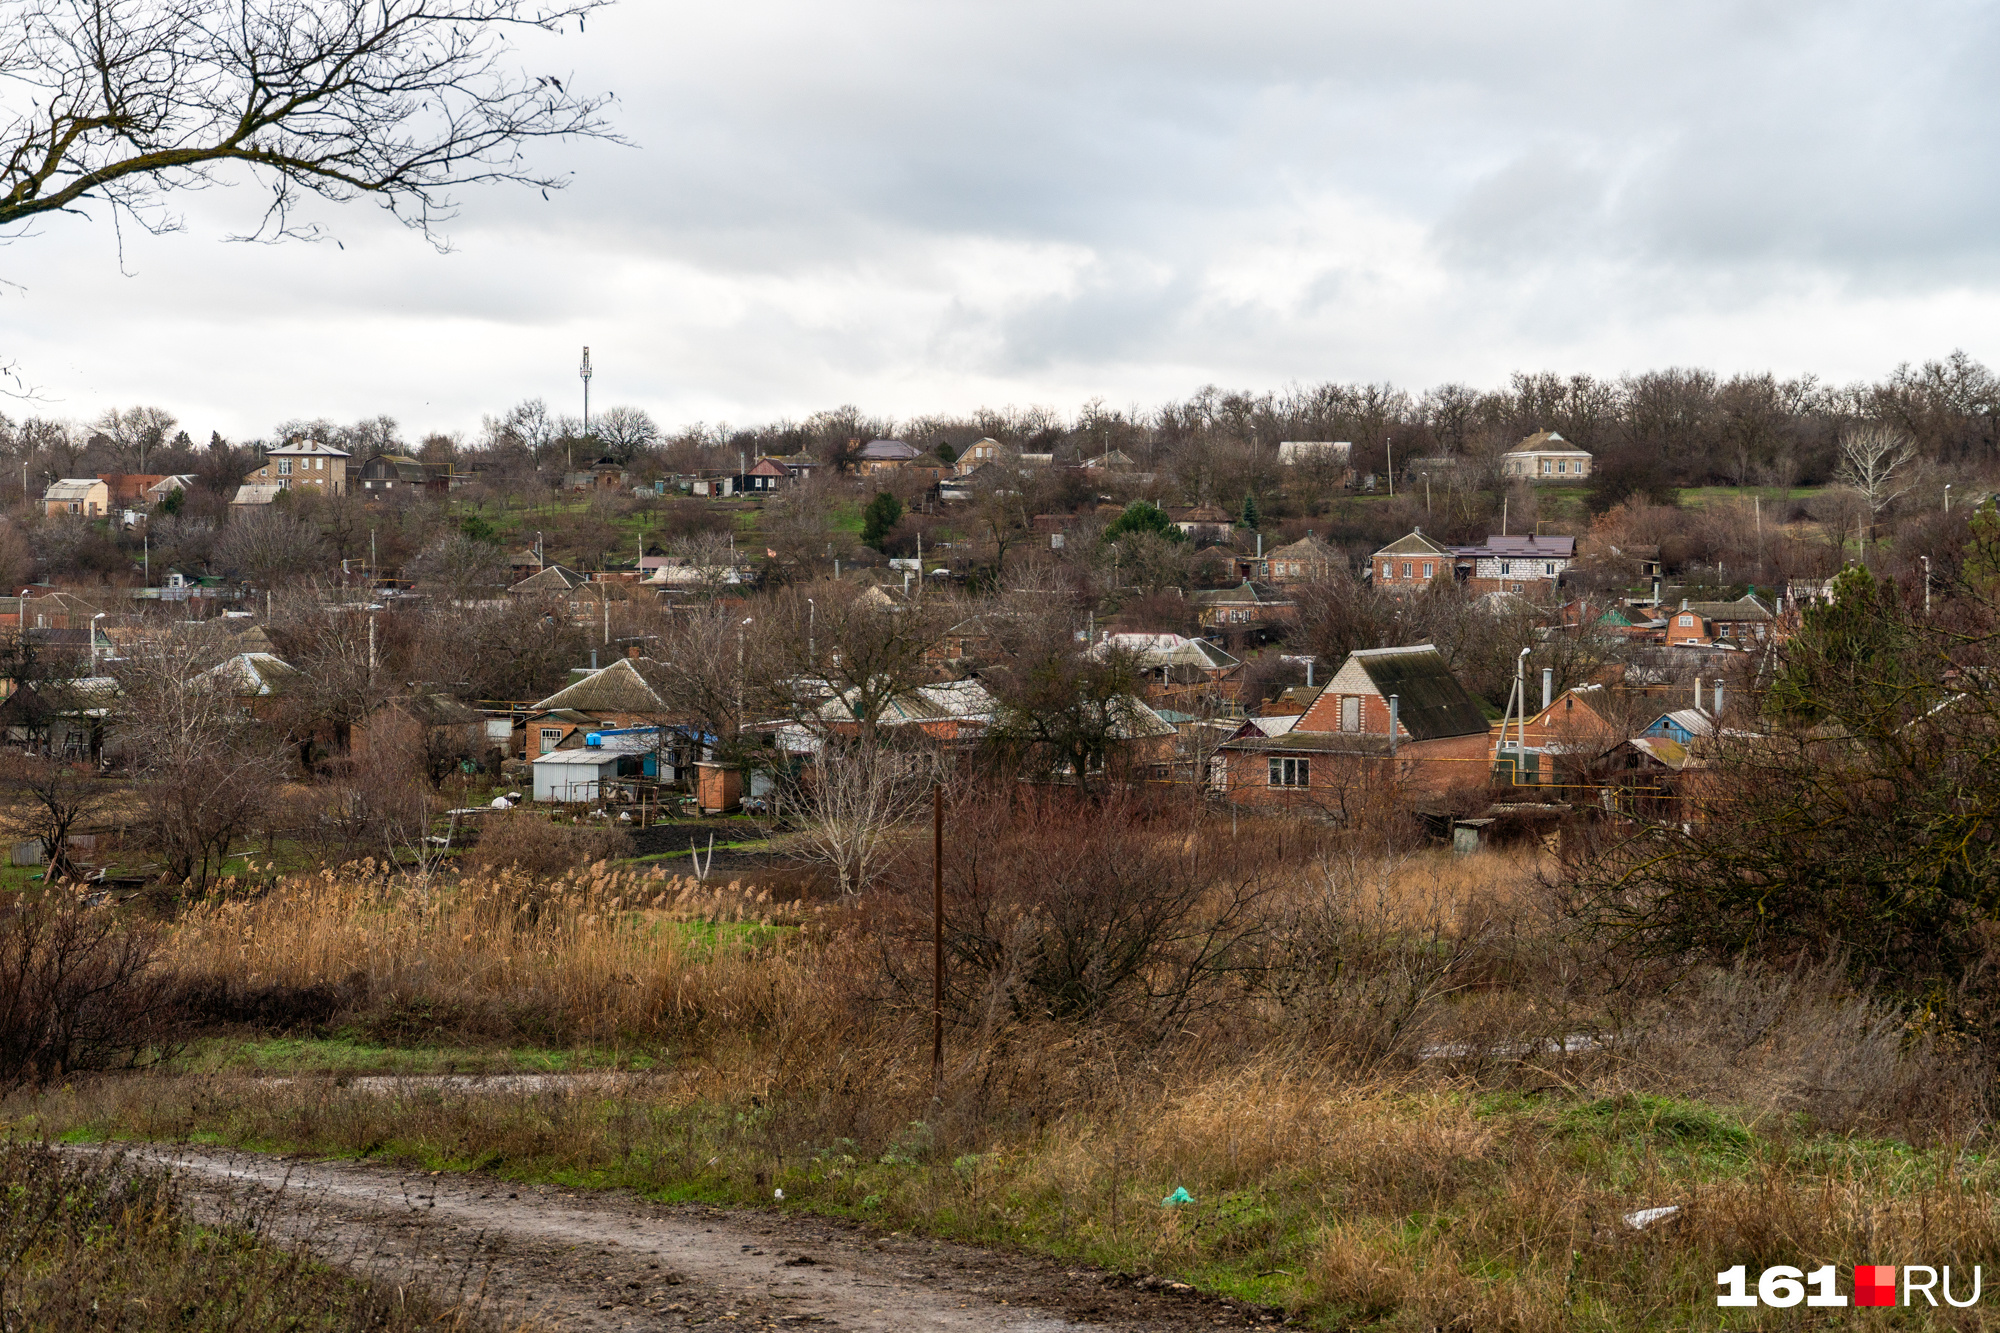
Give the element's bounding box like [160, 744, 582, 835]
[579, 346, 594, 436]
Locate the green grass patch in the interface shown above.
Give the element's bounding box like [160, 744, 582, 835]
[172, 1035, 658, 1076]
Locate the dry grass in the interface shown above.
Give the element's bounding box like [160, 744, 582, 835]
[12, 832, 1999, 1330]
[165, 863, 821, 1045]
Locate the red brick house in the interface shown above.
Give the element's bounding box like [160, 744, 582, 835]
[1215, 644, 1491, 806]
[1369, 531, 1453, 592]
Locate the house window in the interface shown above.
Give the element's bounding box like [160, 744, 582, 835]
[1501, 561, 1511, 575]
[1268, 757, 1310, 787]
[1545, 563, 1555, 576]
[1380, 563, 1391, 579]
[315, 457, 324, 470]
[1401, 562, 1413, 578]
[1341, 696, 1360, 732]
[1679, 615, 1694, 628]
[539, 728, 563, 753]
[1557, 460, 1567, 473]
[277, 459, 292, 475]
[1423, 562, 1434, 578]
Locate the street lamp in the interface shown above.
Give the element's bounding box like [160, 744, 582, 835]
[1945, 483, 1953, 514]
[807, 598, 816, 666]
[736, 617, 753, 738]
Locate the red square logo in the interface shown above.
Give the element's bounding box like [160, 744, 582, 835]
[1856, 1265, 1897, 1307]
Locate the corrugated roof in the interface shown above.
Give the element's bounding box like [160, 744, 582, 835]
[1099, 633, 1239, 673]
[206, 652, 298, 697]
[858, 439, 920, 460]
[231, 484, 282, 505]
[1683, 595, 1772, 621]
[1265, 533, 1336, 562]
[44, 479, 102, 502]
[1348, 646, 1488, 740]
[532, 657, 672, 714]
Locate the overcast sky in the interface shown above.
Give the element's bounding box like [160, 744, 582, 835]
[10, 0, 2000, 443]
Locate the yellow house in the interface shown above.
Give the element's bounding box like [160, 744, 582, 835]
[43, 478, 110, 517]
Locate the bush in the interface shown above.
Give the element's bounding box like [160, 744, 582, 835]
[459, 810, 630, 878]
[0, 895, 174, 1087]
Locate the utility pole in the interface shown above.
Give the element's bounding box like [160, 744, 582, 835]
[1385, 435, 1394, 498]
[580, 346, 593, 436]
[1922, 555, 1932, 616]
[932, 784, 945, 1103]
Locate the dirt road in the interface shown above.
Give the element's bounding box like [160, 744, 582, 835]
[137, 1147, 1287, 1332]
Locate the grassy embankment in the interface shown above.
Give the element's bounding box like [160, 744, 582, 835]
[9, 838, 1996, 1331]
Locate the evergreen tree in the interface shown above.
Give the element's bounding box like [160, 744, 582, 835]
[861, 491, 904, 549]
[1239, 493, 1260, 529]
[1102, 501, 1184, 543]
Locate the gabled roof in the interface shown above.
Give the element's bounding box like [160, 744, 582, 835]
[1683, 595, 1773, 622]
[747, 457, 790, 477]
[531, 657, 674, 714]
[364, 453, 428, 481]
[1173, 505, 1233, 523]
[1098, 633, 1240, 673]
[1373, 530, 1452, 558]
[1648, 708, 1716, 738]
[205, 652, 299, 697]
[508, 564, 588, 595]
[385, 692, 482, 727]
[819, 678, 995, 727]
[231, 484, 282, 506]
[44, 479, 103, 502]
[1265, 533, 1336, 562]
[858, 439, 920, 461]
[1345, 645, 1488, 740]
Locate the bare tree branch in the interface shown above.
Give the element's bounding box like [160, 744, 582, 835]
[0, 0, 621, 248]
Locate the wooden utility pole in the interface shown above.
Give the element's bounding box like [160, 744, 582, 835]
[932, 784, 945, 1102]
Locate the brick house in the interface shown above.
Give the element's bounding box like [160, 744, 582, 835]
[1500, 431, 1593, 482]
[1369, 530, 1453, 592]
[1215, 644, 1492, 805]
[1255, 532, 1339, 585]
[1489, 683, 1625, 787]
[244, 439, 351, 495]
[1454, 534, 1576, 596]
[1664, 595, 1775, 647]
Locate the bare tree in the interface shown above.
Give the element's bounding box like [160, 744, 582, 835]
[213, 506, 330, 586]
[1834, 424, 1919, 559]
[0, 750, 110, 879]
[0, 0, 618, 245]
[109, 623, 285, 892]
[593, 405, 658, 460]
[408, 531, 508, 600]
[783, 738, 945, 896]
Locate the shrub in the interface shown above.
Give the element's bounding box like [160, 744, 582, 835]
[460, 810, 630, 878]
[0, 895, 173, 1087]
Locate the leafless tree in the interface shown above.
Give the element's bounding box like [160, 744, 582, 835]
[89, 405, 176, 472]
[0, 0, 618, 246]
[754, 582, 955, 741]
[213, 506, 330, 586]
[592, 405, 658, 459]
[408, 531, 508, 600]
[783, 737, 945, 896]
[109, 622, 285, 892]
[1834, 424, 1919, 558]
[0, 750, 110, 879]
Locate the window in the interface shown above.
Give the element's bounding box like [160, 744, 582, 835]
[315, 457, 324, 470]
[1422, 562, 1434, 578]
[1500, 561, 1511, 575]
[277, 458, 292, 475]
[539, 728, 564, 753]
[1679, 615, 1694, 628]
[1341, 696, 1360, 732]
[1268, 757, 1310, 787]
[1380, 563, 1391, 579]
[1545, 563, 1555, 576]
[1401, 562, 1413, 578]
[1557, 460, 1567, 473]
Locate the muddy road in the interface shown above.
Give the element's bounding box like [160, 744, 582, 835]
[138, 1147, 1288, 1332]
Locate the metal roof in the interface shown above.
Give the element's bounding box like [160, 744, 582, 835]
[1346, 645, 1489, 740]
[44, 479, 102, 501]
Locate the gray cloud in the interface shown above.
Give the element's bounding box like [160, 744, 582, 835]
[8, 0, 2000, 438]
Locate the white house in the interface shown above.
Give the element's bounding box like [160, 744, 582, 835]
[1500, 431, 1593, 482]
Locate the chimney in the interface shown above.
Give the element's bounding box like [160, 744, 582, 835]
[1694, 677, 1702, 712]
[1541, 667, 1552, 712]
[627, 644, 641, 659]
[590, 649, 599, 670]
[1713, 679, 1724, 714]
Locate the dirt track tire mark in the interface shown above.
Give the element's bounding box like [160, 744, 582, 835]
[131, 1147, 1287, 1332]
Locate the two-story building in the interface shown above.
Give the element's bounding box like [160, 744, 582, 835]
[242, 439, 352, 495]
[1455, 534, 1576, 595]
[1665, 595, 1775, 647]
